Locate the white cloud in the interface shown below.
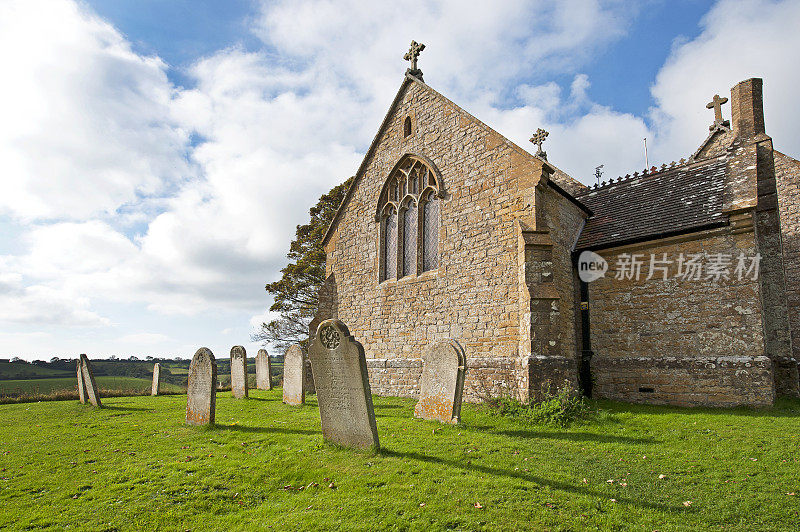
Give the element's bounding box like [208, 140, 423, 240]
[0, 275, 109, 327]
[649, 0, 800, 162]
[0, 0, 191, 221]
[2, 0, 800, 359]
[254, 0, 635, 100]
[118, 333, 171, 345]
[465, 75, 651, 183]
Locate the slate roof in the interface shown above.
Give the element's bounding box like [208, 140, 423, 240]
[574, 157, 728, 250]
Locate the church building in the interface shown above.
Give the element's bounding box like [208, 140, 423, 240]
[313, 43, 800, 407]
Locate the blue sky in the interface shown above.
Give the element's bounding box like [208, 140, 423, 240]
[88, 0, 710, 122]
[1, 0, 799, 360]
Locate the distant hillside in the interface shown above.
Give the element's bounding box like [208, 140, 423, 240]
[0, 361, 72, 380]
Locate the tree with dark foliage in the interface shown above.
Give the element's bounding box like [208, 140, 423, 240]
[252, 177, 352, 351]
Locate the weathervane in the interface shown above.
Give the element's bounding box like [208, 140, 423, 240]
[404, 40, 425, 80]
[595, 165, 604, 185]
[530, 128, 549, 160]
[706, 93, 730, 130]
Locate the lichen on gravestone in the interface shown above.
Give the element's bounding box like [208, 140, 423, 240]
[414, 340, 466, 424]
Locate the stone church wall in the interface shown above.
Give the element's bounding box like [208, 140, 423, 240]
[524, 186, 586, 399]
[324, 80, 553, 401]
[587, 226, 775, 407]
[592, 355, 774, 407]
[775, 151, 800, 363]
[752, 141, 795, 394]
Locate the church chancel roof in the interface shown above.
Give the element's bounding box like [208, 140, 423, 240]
[572, 90, 752, 251]
[574, 157, 728, 251]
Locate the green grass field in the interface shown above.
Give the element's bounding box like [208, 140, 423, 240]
[0, 362, 72, 379]
[0, 391, 798, 531]
[0, 376, 184, 396]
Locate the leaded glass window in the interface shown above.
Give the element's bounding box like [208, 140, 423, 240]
[402, 202, 417, 277]
[422, 193, 439, 271]
[384, 208, 397, 280]
[409, 169, 418, 195]
[375, 155, 442, 282]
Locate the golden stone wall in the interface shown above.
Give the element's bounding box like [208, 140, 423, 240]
[585, 225, 777, 406]
[588, 227, 765, 359]
[323, 78, 582, 400]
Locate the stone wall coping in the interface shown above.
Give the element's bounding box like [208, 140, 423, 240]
[594, 355, 772, 367]
[597, 355, 769, 362]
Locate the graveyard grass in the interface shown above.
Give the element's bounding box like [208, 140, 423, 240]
[1, 392, 798, 531]
[0, 377, 184, 397]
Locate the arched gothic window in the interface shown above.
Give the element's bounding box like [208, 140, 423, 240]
[403, 116, 412, 137]
[377, 155, 443, 282]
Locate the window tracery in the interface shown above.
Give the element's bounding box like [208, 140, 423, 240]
[377, 155, 442, 282]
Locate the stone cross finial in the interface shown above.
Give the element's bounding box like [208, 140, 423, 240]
[404, 40, 425, 79]
[530, 128, 549, 160]
[706, 94, 730, 130]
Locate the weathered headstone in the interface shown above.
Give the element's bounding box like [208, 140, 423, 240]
[308, 319, 379, 450]
[151, 363, 161, 396]
[76, 358, 88, 404]
[414, 340, 466, 424]
[283, 345, 305, 406]
[79, 354, 102, 407]
[256, 348, 272, 390]
[305, 359, 316, 395]
[230, 345, 249, 399]
[186, 348, 217, 426]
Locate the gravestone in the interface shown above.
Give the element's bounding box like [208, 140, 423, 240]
[79, 354, 102, 407]
[414, 340, 466, 424]
[308, 319, 379, 450]
[76, 359, 88, 404]
[230, 345, 249, 399]
[186, 348, 217, 426]
[282, 345, 305, 406]
[256, 348, 272, 390]
[305, 359, 316, 395]
[151, 363, 161, 396]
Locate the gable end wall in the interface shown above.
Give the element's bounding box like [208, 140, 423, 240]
[326, 81, 573, 401]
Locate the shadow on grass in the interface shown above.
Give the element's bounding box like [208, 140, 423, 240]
[592, 398, 800, 418]
[100, 404, 152, 412]
[489, 429, 655, 444]
[381, 448, 692, 514]
[373, 403, 410, 419]
[214, 424, 317, 436]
